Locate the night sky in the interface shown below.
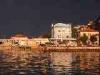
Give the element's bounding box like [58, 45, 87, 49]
[0, 0, 100, 37]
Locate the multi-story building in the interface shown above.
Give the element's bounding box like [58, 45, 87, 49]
[79, 25, 99, 46]
[51, 23, 72, 40]
[51, 23, 77, 46]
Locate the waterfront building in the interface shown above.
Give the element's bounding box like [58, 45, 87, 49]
[0, 34, 49, 47]
[51, 23, 72, 39]
[50, 23, 77, 46]
[79, 25, 99, 46]
[10, 33, 29, 46]
[10, 34, 49, 47]
[32, 38, 49, 45]
[51, 23, 74, 40]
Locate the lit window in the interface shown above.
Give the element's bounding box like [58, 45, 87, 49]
[62, 30, 65, 32]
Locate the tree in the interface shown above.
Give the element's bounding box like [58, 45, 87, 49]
[0, 42, 3, 44]
[80, 34, 88, 45]
[90, 35, 97, 43]
[72, 28, 78, 38]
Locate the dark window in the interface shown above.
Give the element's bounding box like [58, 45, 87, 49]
[58, 30, 61, 32]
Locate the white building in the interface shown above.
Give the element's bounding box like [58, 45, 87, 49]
[10, 34, 29, 46]
[50, 23, 77, 46]
[32, 38, 49, 45]
[51, 23, 74, 40]
[51, 23, 72, 39]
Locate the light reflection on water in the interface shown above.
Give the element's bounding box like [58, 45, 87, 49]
[50, 52, 100, 75]
[0, 49, 100, 75]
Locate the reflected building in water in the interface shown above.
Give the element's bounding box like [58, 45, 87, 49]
[48, 52, 100, 75]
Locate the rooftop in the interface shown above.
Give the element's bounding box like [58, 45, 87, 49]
[54, 23, 71, 27]
[13, 33, 27, 37]
[10, 33, 29, 39]
[80, 27, 98, 32]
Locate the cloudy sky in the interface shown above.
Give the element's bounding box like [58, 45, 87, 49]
[0, 0, 100, 37]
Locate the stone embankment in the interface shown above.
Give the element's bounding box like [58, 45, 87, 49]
[1, 45, 100, 52]
[43, 46, 100, 52]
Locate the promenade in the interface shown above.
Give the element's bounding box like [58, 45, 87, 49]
[44, 46, 100, 52]
[0, 45, 100, 52]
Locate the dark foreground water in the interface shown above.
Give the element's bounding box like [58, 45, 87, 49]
[0, 49, 100, 75]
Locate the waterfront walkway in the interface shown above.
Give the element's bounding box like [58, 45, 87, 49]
[1, 45, 100, 52]
[44, 46, 100, 52]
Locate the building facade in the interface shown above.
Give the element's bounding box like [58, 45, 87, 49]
[51, 23, 72, 40]
[79, 25, 99, 46]
[32, 38, 49, 45]
[10, 34, 29, 46]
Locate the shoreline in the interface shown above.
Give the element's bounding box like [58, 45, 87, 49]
[1, 45, 100, 52]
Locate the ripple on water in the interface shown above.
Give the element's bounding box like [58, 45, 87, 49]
[0, 49, 100, 75]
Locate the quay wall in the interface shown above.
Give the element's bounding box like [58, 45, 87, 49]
[44, 46, 100, 52]
[1, 45, 100, 52]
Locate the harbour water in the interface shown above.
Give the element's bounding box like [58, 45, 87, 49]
[0, 48, 100, 75]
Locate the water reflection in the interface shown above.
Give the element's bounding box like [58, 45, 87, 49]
[0, 49, 100, 75]
[50, 52, 100, 75]
[0, 49, 48, 75]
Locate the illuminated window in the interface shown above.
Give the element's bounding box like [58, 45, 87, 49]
[62, 30, 65, 32]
